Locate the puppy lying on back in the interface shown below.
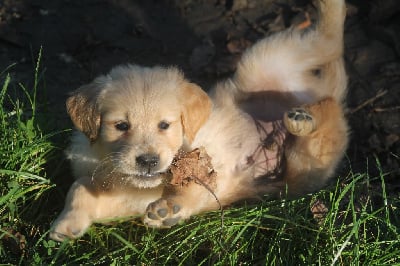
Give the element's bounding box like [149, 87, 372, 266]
[50, 0, 348, 240]
[143, 0, 348, 227]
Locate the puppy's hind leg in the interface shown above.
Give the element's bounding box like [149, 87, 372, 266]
[297, 0, 347, 103]
[304, 0, 348, 102]
[283, 97, 349, 197]
[316, 0, 346, 42]
[304, 0, 346, 62]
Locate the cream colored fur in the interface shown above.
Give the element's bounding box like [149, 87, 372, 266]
[51, 0, 348, 239]
[50, 66, 211, 241]
[143, 0, 348, 227]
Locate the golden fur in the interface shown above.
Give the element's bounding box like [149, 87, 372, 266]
[144, 0, 348, 227]
[50, 0, 348, 240]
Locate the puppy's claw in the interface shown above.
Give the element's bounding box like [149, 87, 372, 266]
[144, 199, 183, 228]
[284, 108, 315, 136]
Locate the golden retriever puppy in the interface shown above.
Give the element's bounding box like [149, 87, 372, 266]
[143, 0, 349, 227]
[51, 0, 348, 239]
[50, 65, 212, 241]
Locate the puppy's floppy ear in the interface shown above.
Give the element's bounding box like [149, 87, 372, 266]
[66, 80, 104, 142]
[180, 83, 212, 143]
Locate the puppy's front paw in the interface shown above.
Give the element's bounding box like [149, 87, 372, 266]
[49, 211, 92, 242]
[284, 108, 315, 136]
[144, 199, 184, 228]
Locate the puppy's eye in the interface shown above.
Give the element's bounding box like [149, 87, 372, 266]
[115, 122, 130, 131]
[158, 121, 170, 130]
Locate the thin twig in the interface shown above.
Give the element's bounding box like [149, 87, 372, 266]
[240, 14, 269, 35]
[373, 106, 400, 112]
[193, 176, 227, 254]
[193, 176, 224, 227]
[349, 89, 388, 114]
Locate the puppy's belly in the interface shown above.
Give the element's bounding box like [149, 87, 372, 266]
[243, 119, 287, 178]
[193, 107, 286, 181]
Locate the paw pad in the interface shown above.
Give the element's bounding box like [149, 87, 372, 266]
[144, 199, 183, 228]
[287, 109, 313, 121]
[157, 208, 168, 218]
[162, 217, 181, 227]
[284, 108, 315, 136]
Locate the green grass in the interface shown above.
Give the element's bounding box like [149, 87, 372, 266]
[0, 54, 399, 265]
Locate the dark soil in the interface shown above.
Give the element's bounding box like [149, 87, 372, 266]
[1, 0, 399, 184]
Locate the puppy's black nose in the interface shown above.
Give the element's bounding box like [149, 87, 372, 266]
[136, 154, 160, 168]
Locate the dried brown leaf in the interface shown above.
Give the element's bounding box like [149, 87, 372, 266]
[169, 147, 217, 188]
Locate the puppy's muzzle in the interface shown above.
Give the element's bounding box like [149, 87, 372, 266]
[136, 153, 160, 176]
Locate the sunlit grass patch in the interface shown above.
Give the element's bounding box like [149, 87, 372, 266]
[0, 50, 63, 263]
[0, 51, 398, 265]
[44, 166, 400, 265]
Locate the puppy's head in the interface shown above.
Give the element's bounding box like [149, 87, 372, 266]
[67, 65, 211, 188]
